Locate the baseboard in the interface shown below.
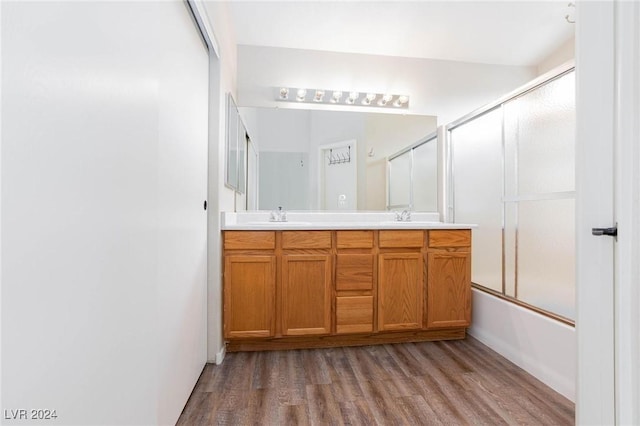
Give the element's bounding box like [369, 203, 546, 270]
[225, 328, 466, 352]
[215, 346, 226, 365]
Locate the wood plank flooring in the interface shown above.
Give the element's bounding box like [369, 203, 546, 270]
[177, 337, 574, 425]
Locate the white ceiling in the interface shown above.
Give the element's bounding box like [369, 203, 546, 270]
[228, 1, 575, 67]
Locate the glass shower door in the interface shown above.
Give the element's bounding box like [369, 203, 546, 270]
[503, 71, 576, 319]
[451, 69, 576, 321]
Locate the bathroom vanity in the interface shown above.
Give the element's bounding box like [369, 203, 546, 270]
[221, 212, 474, 352]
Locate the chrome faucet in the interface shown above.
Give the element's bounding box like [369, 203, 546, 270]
[395, 209, 411, 222]
[270, 206, 287, 222]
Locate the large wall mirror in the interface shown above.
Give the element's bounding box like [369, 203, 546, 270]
[237, 106, 437, 211]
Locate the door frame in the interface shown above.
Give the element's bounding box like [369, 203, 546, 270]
[576, 0, 640, 423]
[613, 1, 640, 423]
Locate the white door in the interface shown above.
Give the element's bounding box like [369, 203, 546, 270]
[320, 140, 357, 210]
[576, 1, 640, 424]
[575, 2, 615, 423]
[1, 2, 208, 424]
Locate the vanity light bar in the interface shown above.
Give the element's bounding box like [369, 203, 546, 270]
[275, 87, 409, 109]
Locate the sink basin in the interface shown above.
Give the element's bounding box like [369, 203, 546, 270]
[379, 221, 441, 226]
[246, 221, 313, 226]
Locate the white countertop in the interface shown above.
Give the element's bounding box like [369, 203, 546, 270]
[221, 211, 476, 231]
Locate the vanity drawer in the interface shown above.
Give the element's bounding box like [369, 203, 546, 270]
[428, 230, 471, 248]
[224, 231, 276, 250]
[282, 231, 332, 249]
[379, 230, 424, 248]
[336, 296, 374, 334]
[336, 230, 374, 249]
[336, 254, 374, 290]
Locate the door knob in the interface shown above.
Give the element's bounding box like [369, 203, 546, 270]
[592, 226, 617, 237]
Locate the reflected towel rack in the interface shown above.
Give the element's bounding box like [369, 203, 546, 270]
[328, 146, 351, 165]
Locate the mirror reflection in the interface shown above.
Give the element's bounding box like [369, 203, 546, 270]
[238, 107, 437, 211]
[388, 132, 438, 212]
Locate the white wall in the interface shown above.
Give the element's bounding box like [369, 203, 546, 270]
[237, 45, 537, 125]
[468, 290, 575, 401]
[537, 36, 575, 76]
[1, 2, 208, 424]
[259, 152, 310, 210]
[240, 108, 311, 210]
[255, 108, 311, 152]
[202, 1, 238, 364]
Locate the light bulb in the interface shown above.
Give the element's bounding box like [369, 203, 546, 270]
[296, 89, 307, 101]
[394, 95, 409, 107]
[346, 91, 359, 104]
[279, 87, 289, 100]
[314, 90, 325, 102]
[362, 93, 376, 105]
[378, 94, 393, 106]
[330, 91, 342, 103]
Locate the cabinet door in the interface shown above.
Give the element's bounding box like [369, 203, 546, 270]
[426, 252, 471, 329]
[224, 255, 276, 338]
[282, 254, 332, 335]
[378, 253, 423, 331]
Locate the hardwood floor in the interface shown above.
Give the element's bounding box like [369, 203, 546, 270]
[177, 337, 574, 425]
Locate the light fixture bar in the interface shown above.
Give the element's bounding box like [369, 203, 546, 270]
[275, 87, 409, 109]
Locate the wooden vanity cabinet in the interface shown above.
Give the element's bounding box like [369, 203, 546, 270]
[426, 230, 472, 329]
[223, 232, 276, 338]
[222, 228, 472, 351]
[377, 230, 424, 331]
